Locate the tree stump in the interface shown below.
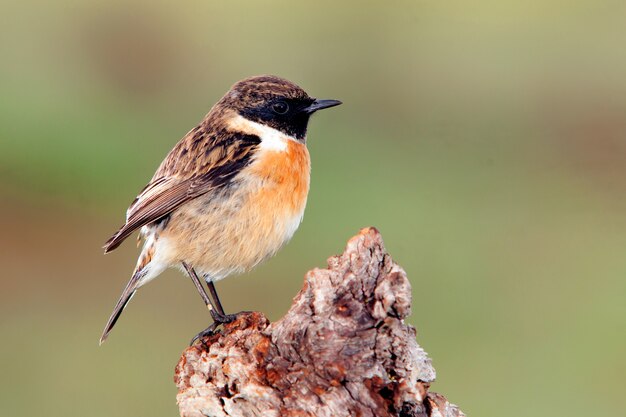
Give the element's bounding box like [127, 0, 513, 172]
[174, 227, 465, 417]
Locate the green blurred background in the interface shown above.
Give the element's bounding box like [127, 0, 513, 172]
[1, 1, 625, 416]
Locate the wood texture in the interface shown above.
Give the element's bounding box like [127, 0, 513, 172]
[175, 227, 465, 417]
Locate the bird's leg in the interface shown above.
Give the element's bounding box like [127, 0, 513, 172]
[204, 276, 240, 324]
[205, 279, 224, 315]
[182, 262, 212, 308]
[182, 262, 226, 344]
[182, 262, 224, 323]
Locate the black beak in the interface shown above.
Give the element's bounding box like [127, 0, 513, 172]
[303, 99, 342, 114]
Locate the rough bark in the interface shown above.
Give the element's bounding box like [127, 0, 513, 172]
[175, 227, 465, 417]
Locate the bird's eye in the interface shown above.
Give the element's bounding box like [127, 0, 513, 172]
[271, 101, 289, 115]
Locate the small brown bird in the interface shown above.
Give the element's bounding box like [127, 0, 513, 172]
[100, 75, 341, 344]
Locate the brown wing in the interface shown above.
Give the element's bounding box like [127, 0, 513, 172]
[103, 128, 261, 253]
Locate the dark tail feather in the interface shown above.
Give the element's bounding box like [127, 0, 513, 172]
[99, 270, 144, 345]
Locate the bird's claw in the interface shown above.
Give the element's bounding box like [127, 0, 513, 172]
[189, 312, 243, 345]
[210, 309, 239, 324]
[189, 322, 219, 345]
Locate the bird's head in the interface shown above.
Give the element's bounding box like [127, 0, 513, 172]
[217, 75, 341, 141]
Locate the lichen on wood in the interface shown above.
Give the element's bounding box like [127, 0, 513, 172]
[175, 227, 465, 417]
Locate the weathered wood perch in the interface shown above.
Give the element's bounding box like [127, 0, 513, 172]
[175, 227, 465, 417]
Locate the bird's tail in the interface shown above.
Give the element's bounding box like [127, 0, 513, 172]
[100, 233, 167, 345]
[99, 267, 146, 345]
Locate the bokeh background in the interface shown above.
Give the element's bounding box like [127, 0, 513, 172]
[2, 1, 625, 416]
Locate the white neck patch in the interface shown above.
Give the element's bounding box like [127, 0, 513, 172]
[228, 114, 299, 152]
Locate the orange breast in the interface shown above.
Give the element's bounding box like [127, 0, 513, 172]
[248, 139, 310, 217]
[159, 138, 311, 278]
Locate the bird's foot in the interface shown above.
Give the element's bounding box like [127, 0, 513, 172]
[190, 311, 248, 345]
[189, 322, 219, 345]
[210, 309, 239, 324]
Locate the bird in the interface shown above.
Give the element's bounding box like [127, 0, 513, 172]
[99, 75, 341, 344]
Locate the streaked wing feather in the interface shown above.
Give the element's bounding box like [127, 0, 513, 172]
[104, 129, 261, 253]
